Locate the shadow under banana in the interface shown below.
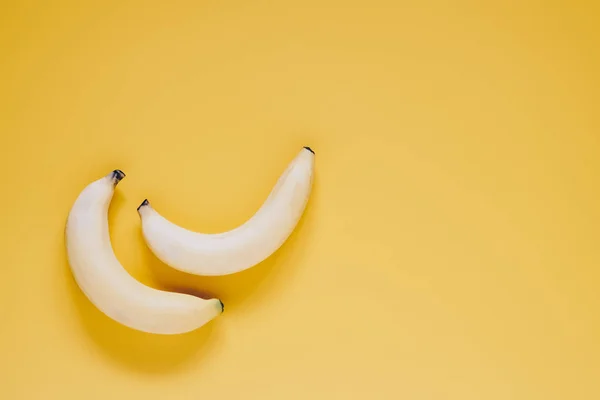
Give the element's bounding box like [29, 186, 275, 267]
[65, 185, 221, 374]
[142, 202, 313, 312]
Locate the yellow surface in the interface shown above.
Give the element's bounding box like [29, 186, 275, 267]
[1, 1, 599, 399]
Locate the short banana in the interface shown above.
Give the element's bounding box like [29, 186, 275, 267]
[138, 146, 315, 276]
[65, 170, 224, 334]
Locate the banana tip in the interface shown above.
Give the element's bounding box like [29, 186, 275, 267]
[303, 146, 315, 155]
[137, 199, 150, 212]
[219, 299, 225, 313]
[112, 169, 126, 184]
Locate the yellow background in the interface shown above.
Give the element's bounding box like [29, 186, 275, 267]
[1, 1, 599, 399]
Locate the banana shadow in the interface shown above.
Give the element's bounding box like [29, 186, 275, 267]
[142, 197, 314, 313]
[65, 190, 222, 375]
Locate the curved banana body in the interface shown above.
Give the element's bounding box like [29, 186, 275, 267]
[138, 146, 315, 276]
[65, 170, 224, 334]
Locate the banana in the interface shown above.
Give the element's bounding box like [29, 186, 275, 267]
[138, 146, 315, 276]
[65, 170, 224, 334]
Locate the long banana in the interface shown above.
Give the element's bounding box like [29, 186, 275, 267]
[65, 170, 224, 334]
[138, 146, 315, 276]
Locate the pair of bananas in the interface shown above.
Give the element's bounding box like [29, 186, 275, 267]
[65, 147, 315, 334]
